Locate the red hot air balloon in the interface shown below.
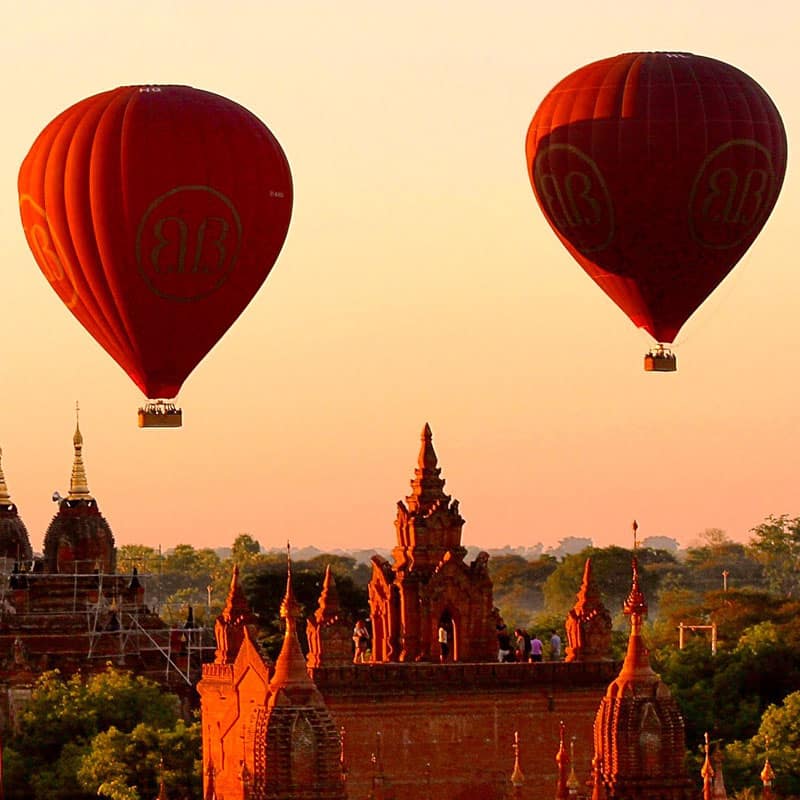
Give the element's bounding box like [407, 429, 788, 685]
[19, 85, 292, 424]
[525, 52, 787, 371]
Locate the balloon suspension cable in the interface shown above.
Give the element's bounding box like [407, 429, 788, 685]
[137, 400, 183, 428]
[644, 343, 677, 372]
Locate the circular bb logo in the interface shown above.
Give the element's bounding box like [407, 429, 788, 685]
[689, 140, 778, 250]
[136, 186, 242, 301]
[533, 143, 614, 254]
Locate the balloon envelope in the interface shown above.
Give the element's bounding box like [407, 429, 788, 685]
[19, 85, 293, 398]
[526, 52, 787, 344]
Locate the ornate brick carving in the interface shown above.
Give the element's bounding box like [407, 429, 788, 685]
[368, 425, 500, 663]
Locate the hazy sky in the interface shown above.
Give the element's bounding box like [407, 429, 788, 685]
[1, 1, 797, 555]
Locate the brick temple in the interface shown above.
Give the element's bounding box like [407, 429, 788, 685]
[0, 417, 212, 728]
[199, 425, 693, 799]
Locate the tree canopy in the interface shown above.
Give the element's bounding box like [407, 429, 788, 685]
[4, 666, 199, 800]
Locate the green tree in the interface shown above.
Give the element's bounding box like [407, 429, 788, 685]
[543, 546, 677, 618]
[652, 616, 800, 748]
[116, 545, 161, 574]
[77, 719, 201, 800]
[5, 666, 192, 800]
[748, 515, 800, 597]
[681, 529, 764, 595]
[231, 533, 262, 564]
[725, 691, 800, 797]
[489, 555, 557, 627]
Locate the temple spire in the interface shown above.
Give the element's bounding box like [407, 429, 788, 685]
[270, 543, 314, 692]
[565, 558, 612, 662]
[418, 422, 437, 470]
[566, 737, 580, 797]
[556, 721, 570, 800]
[213, 564, 253, 664]
[701, 733, 715, 800]
[616, 557, 658, 685]
[316, 564, 341, 620]
[761, 739, 776, 800]
[0, 448, 12, 507]
[510, 730, 525, 795]
[68, 403, 93, 501]
[406, 423, 448, 512]
[712, 744, 728, 800]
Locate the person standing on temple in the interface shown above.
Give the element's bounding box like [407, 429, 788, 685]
[550, 629, 562, 661]
[530, 633, 543, 663]
[497, 623, 513, 662]
[353, 619, 370, 664]
[438, 623, 449, 663]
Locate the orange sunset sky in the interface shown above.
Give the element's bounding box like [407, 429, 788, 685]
[1, 1, 797, 555]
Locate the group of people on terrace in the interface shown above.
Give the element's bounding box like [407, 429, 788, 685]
[497, 623, 561, 663]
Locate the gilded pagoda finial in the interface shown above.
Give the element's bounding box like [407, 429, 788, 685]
[0, 447, 12, 506]
[68, 402, 93, 501]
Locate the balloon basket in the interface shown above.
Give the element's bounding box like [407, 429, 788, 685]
[138, 401, 182, 428]
[644, 346, 677, 372]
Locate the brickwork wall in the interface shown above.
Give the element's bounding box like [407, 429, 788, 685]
[313, 661, 617, 800]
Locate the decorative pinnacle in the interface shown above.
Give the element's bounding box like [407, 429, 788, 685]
[511, 730, 524, 787]
[567, 737, 580, 792]
[419, 423, 437, 470]
[761, 736, 775, 786]
[632, 519, 639, 549]
[280, 541, 301, 621]
[407, 423, 448, 513]
[556, 721, 570, 800]
[0, 448, 11, 505]
[623, 558, 647, 619]
[269, 540, 314, 693]
[68, 402, 93, 501]
[701, 732, 715, 800]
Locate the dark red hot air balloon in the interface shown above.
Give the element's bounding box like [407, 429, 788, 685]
[19, 85, 292, 423]
[525, 52, 787, 370]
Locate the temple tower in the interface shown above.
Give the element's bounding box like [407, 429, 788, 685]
[42, 413, 115, 574]
[306, 565, 353, 667]
[368, 424, 498, 662]
[0, 449, 33, 566]
[199, 560, 347, 800]
[565, 559, 612, 662]
[592, 559, 692, 800]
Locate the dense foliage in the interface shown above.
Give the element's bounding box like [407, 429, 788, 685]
[4, 666, 200, 800]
